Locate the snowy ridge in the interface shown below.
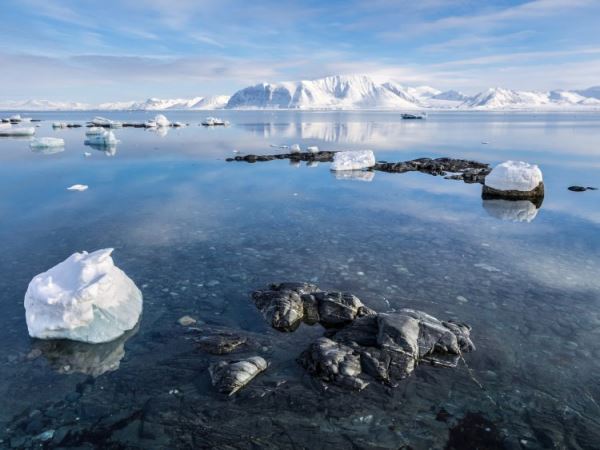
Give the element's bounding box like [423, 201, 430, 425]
[2, 75, 600, 111]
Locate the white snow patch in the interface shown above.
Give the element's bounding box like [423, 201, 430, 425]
[306, 146, 319, 154]
[24, 249, 143, 343]
[290, 144, 301, 153]
[484, 160, 543, 192]
[331, 150, 376, 171]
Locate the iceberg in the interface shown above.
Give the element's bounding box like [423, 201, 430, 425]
[84, 130, 119, 146]
[29, 137, 65, 149]
[24, 249, 143, 344]
[330, 150, 376, 171]
[0, 126, 36, 137]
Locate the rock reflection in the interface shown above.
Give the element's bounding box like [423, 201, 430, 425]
[332, 170, 375, 182]
[32, 324, 138, 377]
[482, 199, 541, 222]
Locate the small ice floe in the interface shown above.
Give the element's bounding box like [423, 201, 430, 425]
[154, 114, 170, 127]
[482, 160, 544, 201]
[306, 146, 319, 154]
[29, 137, 65, 149]
[290, 144, 301, 154]
[202, 117, 229, 126]
[333, 170, 375, 182]
[481, 141, 490, 145]
[84, 130, 119, 147]
[483, 199, 539, 223]
[0, 126, 36, 137]
[24, 248, 143, 343]
[67, 184, 88, 191]
[83, 152, 92, 157]
[331, 150, 376, 171]
[89, 116, 122, 128]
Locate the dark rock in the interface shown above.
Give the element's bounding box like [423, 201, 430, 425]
[209, 356, 268, 395]
[568, 185, 597, 192]
[374, 157, 491, 183]
[300, 309, 475, 389]
[227, 151, 337, 163]
[482, 182, 545, 202]
[197, 333, 247, 354]
[445, 412, 506, 449]
[251, 282, 374, 331]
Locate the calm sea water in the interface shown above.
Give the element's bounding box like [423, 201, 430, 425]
[0, 111, 599, 449]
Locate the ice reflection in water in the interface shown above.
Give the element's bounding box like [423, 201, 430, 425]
[332, 170, 375, 182]
[482, 199, 540, 222]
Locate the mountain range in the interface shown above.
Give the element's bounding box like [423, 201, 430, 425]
[2, 75, 599, 111]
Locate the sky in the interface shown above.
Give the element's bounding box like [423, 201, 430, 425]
[1, 0, 600, 102]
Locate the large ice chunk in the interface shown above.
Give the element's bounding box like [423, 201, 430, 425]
[84, 130, 118, 146]
[331, 150, 376, 171]
[484, 161, 543, 192]
[24, 249, 143, 344]
[0, 126, 35, 136]
[29, 137, 65, 149]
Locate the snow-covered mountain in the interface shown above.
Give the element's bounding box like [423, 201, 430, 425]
[2, 76, 600, 111]
[225, 75, 425, 110]
[458, 87, 598, 110]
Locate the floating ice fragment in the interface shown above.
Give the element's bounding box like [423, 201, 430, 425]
[85, 127, 105, 136]
[67, 184, 88, 191]
[0, 126, 35, 136]
[84, 130, 118, 147]
[29, 137, 65, 149]
[154, 114, 170, 127]
[331, 150, 376, 171]
[83, 152, 92, 157]
[290, 144, 301, 154]
[24, 249, 143, 343]
[306, 146, 319, 154]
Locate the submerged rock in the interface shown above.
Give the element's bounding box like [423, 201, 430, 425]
[24, 249, 143, 344]
[375, 157, 491, 183]
[209, 356, 268, 395]
[483, 161, 544, 201]
[252, 282, 374, 331]
[197, 333, 247, 355]
[300, 309, 474, 389]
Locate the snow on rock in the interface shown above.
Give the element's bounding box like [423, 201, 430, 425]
[290, 144, 301, 153]
[90, 117, 122, 128]
[483, 199, 539, 223]
[0, 126, 36, 136]
[67, 184, 88, 191]
[331, 150, 376, 171]
[24, 249, 143, 344]
[484, 161, 543, 192]
[29, 137, 65, 149]
[306, 146, 319, 154]
[84, 130, 118, 146]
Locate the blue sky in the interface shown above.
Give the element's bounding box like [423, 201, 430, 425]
[1, 0, 599, 102]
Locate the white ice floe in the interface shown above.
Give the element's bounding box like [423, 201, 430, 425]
[29, 137, 65, 149]
[483, 199, 539, 223]
[484, 160, 543, 192]
[84, 152, 92, 157]
[90, 116, 122, 128]
[52, 122, 67, 128]
[306, 146, 319, 154]
[290, 144, 301, 154]
[0, 126, 36, 136]
[202, 117, 229, 126]
[24, 249, 143, 343]
[67, 184, 88, 191]
[330, 150, 376, 171]
[84, 130, 118, 146]
[154, 114, 169, 127]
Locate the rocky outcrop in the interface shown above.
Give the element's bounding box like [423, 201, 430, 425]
[252, 282, 375, 332]
[568, 185, 597, 192]
[226, 151, 336, 163]
[208, 356, 268, 395]
[197, 333, 247, 355]
[482, 161, 544, 201]
[374, 157, 491, 183]
[300, 309, 475, 389]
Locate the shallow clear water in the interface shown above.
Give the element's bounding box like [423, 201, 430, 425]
[0, 111, 599, 449]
